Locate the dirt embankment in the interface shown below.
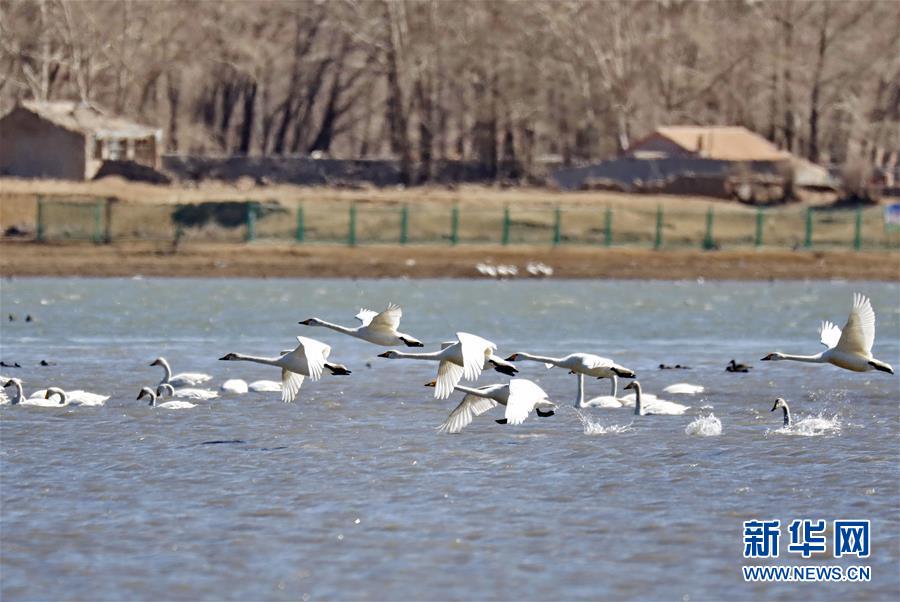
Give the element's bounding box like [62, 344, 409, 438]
[1, 241, 897, 280]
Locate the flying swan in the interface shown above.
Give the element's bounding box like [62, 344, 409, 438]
[219, 336, 351, 402]
[151, 357, 213, 386]
[428, 378, 557, 433]
[439, 340, 519, 376]
[139, 386, 197, 409]
[762, 293, 894, 374]
[378, 332, 497, 399]
[300, 303, 424, 347]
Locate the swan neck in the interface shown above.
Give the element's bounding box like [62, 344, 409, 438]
[453, 384, 491, 398]
[318, 320, 356, 336]
[574, 373, 585, 408]
[609, 375, 618, 397]
[779, 353, 824, 363]
[518, 352, 558, 365]
[633, 384, 642, 416]
[11, 381, 23, 404]
[159, 359, 173, 381]
[782, 405, 792, 427]
[391, 350, 443, 360]
[230, 353, 282, 367]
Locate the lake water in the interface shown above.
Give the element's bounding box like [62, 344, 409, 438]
[1, 278, 898, 601]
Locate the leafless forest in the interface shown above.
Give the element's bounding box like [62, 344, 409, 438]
[1, 0, 898, 182]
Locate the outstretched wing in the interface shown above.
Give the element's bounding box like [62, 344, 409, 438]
[456, 332, 496, 381]
[437, 390, 500, 434]
[293, 336, 331, 380]
[505, 379, 549, 425]
[834, 293, 876, 355]
[819, 320, 842, 349]
[281, 369, 305, 403]
[435, 360, 465, 399]
[355, 309, 379, 327]
[368, 303, 402, 331]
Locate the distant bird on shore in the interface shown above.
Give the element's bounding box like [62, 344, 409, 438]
[300, 303, 424, 347]
[151, 357, 212, 387]
[220, 336, 351, 402]
[762, 293, 894, 374]
[726, 359, 751, 373]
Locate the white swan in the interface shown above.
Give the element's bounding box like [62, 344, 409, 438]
[219, 336, 351, 402]
[623, 381, 689, 416]
[574, 373, 628, 408]
[155, 383, 218, 400]
[762, 293, 894, 374]
[151, 357, 213, 386]
[248, 380, 282, 392]
[300, 303, 424, 347]
[2, 378, 57, 406]
[138, 386, 196, 409]
[220, 379, 249, 394]
[662, 383, 705, 395]
[428, 378, 557, 433]
[440, 341, 518, 376]
[771, 397, 792, 428]
[505, 351, 635, 380]
[378, 332, 496, 399]
[44, 387, 109, 407]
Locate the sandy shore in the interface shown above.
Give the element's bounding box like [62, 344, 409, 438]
[1, 241, 897, 280]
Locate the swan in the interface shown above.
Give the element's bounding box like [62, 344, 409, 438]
[574, 373, 628, 408]
[43, 387, 108, 407]
[248, 380, 282, 392]
[138, 386, 196, 409]
[2, 378, 57, 406]
[219, 336, 351, 402]
[762, 293, 894, 374]
[300, 303, 424, 347]
[220, 379, 249, 394]
[427, 378, 557, 433]
[151, 357, 212, 386]
[771, 397, 792, 427]
[378, 332, 496, 399]
[726, 359, 751, 373]
[155, 383, 218, 400]
[623, 381, 689, 416]
[662, 383, 705, 395]
[440, 341, 518, 376]
[505, 351, 635, 380]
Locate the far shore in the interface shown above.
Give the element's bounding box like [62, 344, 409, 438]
[1, 241, 897, 281]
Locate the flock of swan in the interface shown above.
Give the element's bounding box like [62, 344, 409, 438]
[1, 293, 893, 434]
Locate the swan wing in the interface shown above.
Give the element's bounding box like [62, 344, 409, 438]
[435, 360, 465, 399]
[505, 379, 549, 425]
[368, 303, 403, 331]
[819, 320, 841, 349]
[171, 372, 212, 386]
[835, 293, 876, 355]
[437, 392, 499, 434]
[456, 332, 495, 381]
[355, 309, 378, 326]
[281, 369, 305, 403]
[294, 336, 331, 380]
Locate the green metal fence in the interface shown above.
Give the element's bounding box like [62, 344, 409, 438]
[31, 196, 900, 250]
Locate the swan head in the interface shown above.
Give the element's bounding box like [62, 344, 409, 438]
[623, 380, 640, 392]
[771, 397, 788, 411]
[2, 378, 21, 388]
[424, 380, 437, 388]
[137, 387, 154, 400]
[44, 387, 66, 404]
[760, 353, 784, 361]
[219, 353, 239, 361]
[505, 353, 520, 361]
[150, 357, 166, 367]
[378, 351, 400, 359]
[299, 318, 322, 326]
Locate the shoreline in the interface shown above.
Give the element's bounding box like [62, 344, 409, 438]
[1, 242, 898, 280]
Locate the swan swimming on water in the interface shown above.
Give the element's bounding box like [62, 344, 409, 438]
[2, 378, 57, 406]
[771, 398, 792, 427]
[43, 387, 108, 407]
[219, 336, 351, 402]
[220, 379, 249, 394]
[151, 357, 213, 386]
[573, 373, 628, 408]
[623, 381, 689, 416]
[662, 383, 705, 395]
[138, 386, 196, 409]
[378, 332, 497, 399]
[300, 303, 424, 347]
[428, 378, 557, 433]
[761, 293, 894, 374]
[155, 383, 218, 400]
[248, 380, 282, 392]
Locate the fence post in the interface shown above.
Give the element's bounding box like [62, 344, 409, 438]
[804, 207, 813, 248]
[604, 206, 612, 247]
[552, 206, 562, 245]
[703, 206, 715, 249]
[501, 205, 511, 245]
[853, 206, 862, 250]
[295, 204, 305, 242]
[400, 204, 409, 244]
[245, 202, 257, 242]
[36, 196, 44, 242]
[450, 204, 459, 245]
[93, 200, 104, 243]
[348, 203, 357, 246]
[654, 205, 663, 249]
[755, 208, 764, 247]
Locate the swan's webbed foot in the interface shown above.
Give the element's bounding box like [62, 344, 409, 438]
[535, 409, 555, 418]
[491, 363, 518, 376]
[495, 419, 508, 425]
[869, 361, 894, 374]
[325, 363, 352, 376]
[400, 337, 424, 348]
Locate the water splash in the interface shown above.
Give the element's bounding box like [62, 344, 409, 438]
[575, 409, 633, 435]
[684, 413, 722, 436]
[769, 412, 842, 437]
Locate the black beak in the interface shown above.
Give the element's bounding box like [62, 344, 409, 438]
[504, 354, 517, 362]
[770, 401, 778, 411]
[377, 352, 391, 358]
[299, 319, 312, 325]
[760, 356, 770, 361]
